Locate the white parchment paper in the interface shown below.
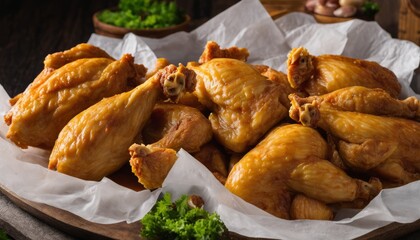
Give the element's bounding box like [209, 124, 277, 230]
[1, 0, 420, 239]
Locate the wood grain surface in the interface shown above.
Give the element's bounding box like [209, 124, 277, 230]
[0, 183, 141, 240]
[2, 181, 420, 240]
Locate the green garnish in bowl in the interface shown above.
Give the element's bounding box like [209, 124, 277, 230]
[97, 0, 184, 30]
[141, 192, 229, 240]
[361, 0, 380, 18]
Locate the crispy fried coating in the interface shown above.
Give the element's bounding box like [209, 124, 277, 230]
[287, 47, 401, 97]
[290, 100, 420, 185]
[192, 143, 228, 184]
[145, 58, 170, 79]
[129, 144, 178, 189]
[289, 86, 420, 121]
[188, 58, 289, 153]
[48, 65, 196, 180]
[290, 194, 333, 220]
[254, 64, 295, 108]
[5, 53, 146, 149]
[225, 124, 381, 219]
[198, 41, 249, 64]
[142, 103, 213, 153]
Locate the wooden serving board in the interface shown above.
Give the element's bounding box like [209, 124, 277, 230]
[1, 182, 420, 240]
[0, 183, 140, 240]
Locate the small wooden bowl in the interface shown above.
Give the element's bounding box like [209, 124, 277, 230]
[313, 13, 354, 23]
[312, 12, 375, 24]
[92, 10, 191, 39]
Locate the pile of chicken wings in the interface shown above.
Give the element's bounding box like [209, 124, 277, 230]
[4, 41, 420, 221]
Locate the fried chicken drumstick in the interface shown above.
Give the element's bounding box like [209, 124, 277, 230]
[48, 64, 196, 181]
[130, 103, 228, 189]
[5, 44, 146, 149]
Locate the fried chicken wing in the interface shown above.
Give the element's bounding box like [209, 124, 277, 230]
[43, 43, 114, 70]
[129, 144, 177, 189]
[5, 53, 146, 149]
[8, 43, 114, 106]
[145, 58, 170, 79]
[290, 194, 333, 220]
[287, 47, 401, 97]
[132, 101, 226, 188]
[225, 124, 381, 219]
[129, 142, 229, 189]
[188, 58, 289, 153]
[191, 143, 228, 184]
[290, 100, 420, 185]
[253, 64, 295, 108]
[142, 103, 213, 153]
[198, 41, 249, 64]
[48, 65, 196, 181]
[289, 86, 420, 121]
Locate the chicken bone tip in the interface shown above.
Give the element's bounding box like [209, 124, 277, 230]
[157, 64, 197, 102]
[289, 94, 320, 127]
[128, 143, 151, 158]
[287, 47, 314, 88]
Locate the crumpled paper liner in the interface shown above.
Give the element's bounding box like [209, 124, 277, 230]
[1, 0, 419, 239]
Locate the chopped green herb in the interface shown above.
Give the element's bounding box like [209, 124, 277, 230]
[98, 0, 184, 29]
[361, 1, 380, 17]
[141, 192, 228, 240]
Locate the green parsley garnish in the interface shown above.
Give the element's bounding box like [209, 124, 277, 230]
[98, 0, 184, 29]
[140, 192, 228, 240]
[361, 1, 380, 17]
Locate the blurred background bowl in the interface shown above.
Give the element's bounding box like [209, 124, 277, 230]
[92, 10, 191, 39]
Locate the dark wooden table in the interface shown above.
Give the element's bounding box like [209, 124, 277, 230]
[0, 0, 419, 239]
[0, 0, 239, 97]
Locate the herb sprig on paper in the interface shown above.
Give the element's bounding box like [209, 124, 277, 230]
[140, 192, 228, 240]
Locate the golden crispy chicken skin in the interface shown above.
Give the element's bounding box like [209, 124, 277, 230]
[198, 41, 249, 64]
[5, 54, 146, 149]
[188, 58, 289, 153]
[192, 143, 228, 184]
[290, 194, 333, 220]
[289, 86, 420, 121]
[287, 47, 401, 97]
[225, 124, 381, 220]
[8, 43, 114, 106]
[290, 100, 420, 186]
[129, 142, 228, 189]
[43, 43, 114, 70]
[142, 103, 213, 153]
[48, 64, 196, 181]
[145, 58, 170, 79]
[129, 144, 178, 189]
[253, 64, 295, 108]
